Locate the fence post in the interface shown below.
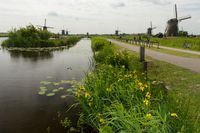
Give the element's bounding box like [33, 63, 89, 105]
[140, 46, 145, 62]
[142, 61, 148, 79]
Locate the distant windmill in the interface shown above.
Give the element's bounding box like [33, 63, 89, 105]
[165, 4, 191, 37]
[61, 29, 65, 35]
[147, 21, 156, 36]
[66, 29, 70, 35]
[37, 19, 54, 31]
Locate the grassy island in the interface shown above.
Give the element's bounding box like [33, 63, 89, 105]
[2, 25, 81, 48]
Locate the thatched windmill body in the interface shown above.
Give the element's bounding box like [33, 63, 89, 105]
[165, 4, 191, 37]
[147, 21, 156, 36]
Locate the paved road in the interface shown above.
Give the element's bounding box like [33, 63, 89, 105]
[108, 39, 200, 73]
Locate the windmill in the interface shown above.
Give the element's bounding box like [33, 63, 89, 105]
[115, 27, 121, 36]
[37, 19, 54, 31]
[165, 4, 191, 37]
[61, 29, 65, 35]
[147, 21, 156, 36]
[65, 29, 70, 35]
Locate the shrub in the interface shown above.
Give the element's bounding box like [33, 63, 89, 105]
[2, 25, 82, 48]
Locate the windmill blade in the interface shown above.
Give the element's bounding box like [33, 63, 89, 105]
[152, 27, 156, 30]
[36, 25, 43, 27]
[150, 21, 152, 28]
[46, 26, 54, 29]
[178, 15, 191, 21]
[44, 19, 47, 27]
[175, 4, 178, 19]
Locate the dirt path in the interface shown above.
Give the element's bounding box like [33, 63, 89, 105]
[108, 39, 200, 73]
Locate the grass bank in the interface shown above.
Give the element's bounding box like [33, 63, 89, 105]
[111, 40, 200, 133]
[68, 37, 190, 133]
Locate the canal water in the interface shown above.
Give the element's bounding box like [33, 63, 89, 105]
[0, 38, 93, 133]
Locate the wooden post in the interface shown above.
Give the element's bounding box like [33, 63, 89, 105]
[140, 46, 145, 62]
[142, 61, 148, 79]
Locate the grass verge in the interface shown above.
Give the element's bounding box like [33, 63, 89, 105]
[66, 37, 194, 133]
[113, 41, 200, 133]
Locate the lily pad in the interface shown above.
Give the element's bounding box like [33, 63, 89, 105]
[60, 95, 67, 99]
[46, 93, 55, 97]
[60, 80, 71, 84]
[58, 87, 64, 90]
[67, 88, 73, 92]
[52, 89, 59, 92]
[53, 82, 60, 86]
[38, 91, 46, 95]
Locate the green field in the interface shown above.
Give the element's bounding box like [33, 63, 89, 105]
[111, 35, 200, 52]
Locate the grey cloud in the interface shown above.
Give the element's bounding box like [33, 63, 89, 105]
[141, 0, 171, 5]
[48, 11, 59, 17]
[110, 2, 126, 8]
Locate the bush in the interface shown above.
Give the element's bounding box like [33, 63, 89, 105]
[2, 25, 82, 48]
[91, 37, 110, 52]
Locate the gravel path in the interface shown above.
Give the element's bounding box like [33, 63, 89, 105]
[108, 39, 200, 73]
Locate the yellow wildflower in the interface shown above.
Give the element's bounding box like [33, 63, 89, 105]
[138, 82, 143, 86]
[171, 113, 178, 117]
[146, 113, 152, 118]
[144, 84, 148, 88]
[99, 118, 105, 124]
[79, 85, 85, 91]
[145, 92, 151, 99]
[122, 65, 125, 68]
[143, 99, 149, 106]
[84, 92, 91, 98]
[76, 91, 81, 98]
[139, 86, 145, 91]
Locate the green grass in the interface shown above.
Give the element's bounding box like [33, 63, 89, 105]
[69, 37, 189, 133]
[148, 47, 200, 58]
[111, 36, 200, 58]
[114, 42, 200, 133]
[110, 35, 200, 52]
[147, 59, 200, 133]
[151, 37, 200, 51]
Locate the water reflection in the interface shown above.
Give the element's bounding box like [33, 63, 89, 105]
[0, 38, 93, 133]
[9, 51, 53, 61]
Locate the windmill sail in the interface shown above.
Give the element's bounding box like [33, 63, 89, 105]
[178, 15, 192, 21]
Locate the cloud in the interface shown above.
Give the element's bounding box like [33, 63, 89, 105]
[110, 2, 126, 8]
[48, 11, 59, 17]
[141, 0, 171, 5]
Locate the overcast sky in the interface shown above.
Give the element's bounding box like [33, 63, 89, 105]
[0, 0, 200, 34]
